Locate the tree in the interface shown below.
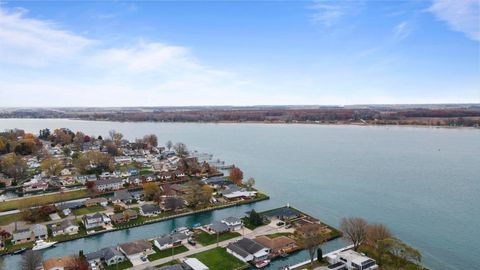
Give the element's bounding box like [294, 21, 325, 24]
[366, 223, 392, 247]
[295, 223, 326, 267]
[185, 179, 209, 207]
[340, 217, 368, 251]
[85, 181, 96, 192]
[229, 167, 243, 185]
[201, 185, 213, 201]
[68, 255, 89, 270]
[40, 157, 64, 176]
[143, 182, 161, 201]
[379, 237, 422, 266]
[143, 134, 158, 147]
[173, 142, 188, 158]
[166, 140, 173, 151]
[0, 153, 27, 180]
[245, 177, 255, 189]
[109, 130, 123, 146]
[248, 209, 264, 227]
[21, 250, 43, 270]
[317, 247, 323, 262]
[73, 151, 114, 174]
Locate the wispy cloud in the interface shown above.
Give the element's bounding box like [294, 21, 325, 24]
[308, 0, 362, 27]
[393, 21, 412, 41]
[429, 0, 480, 41]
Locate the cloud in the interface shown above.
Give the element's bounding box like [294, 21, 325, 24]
[429, 0, 480, 41]
[308, 0, 362, 27]
[393, 21, 412, 41]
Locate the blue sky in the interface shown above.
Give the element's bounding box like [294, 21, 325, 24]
[0, 0, 479, 106]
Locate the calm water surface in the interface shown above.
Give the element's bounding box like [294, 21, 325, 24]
[0, 119, 479, 270]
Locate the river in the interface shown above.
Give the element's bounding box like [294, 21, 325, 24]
[0, 119, 479, 270]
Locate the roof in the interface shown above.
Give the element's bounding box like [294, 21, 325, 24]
[13, 229, 31, 241]
[226, 242, 251, 258]
[51, 219, 78, 233]
[113, 189, 133, 201]
[222, 216, 241, 225]
[119, 240, 152, 255]
[254, 235, 295, 249]
[231, 238, 266, 254]
[337, 250, 376, 266]
[141, 203, 161, 213]
[31, 224, 48, 236]
[43, 256, 76, 270]
[210, 221, 229, 233]
[85, 246, 124, 261]
[203, 176, 231, 186]
[262, 206, 302, 219]
[183, 258, 209, 270]
[85, 197, 108, 204]
[96, 178, 123, 186]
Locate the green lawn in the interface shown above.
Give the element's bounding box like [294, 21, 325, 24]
[189, 247, 248, 270]
[147, 244, 189, 261]
[73, 205, 105, 215]
[0, 212, 22, 226]
[265, 232, 292, 239]
[0, 189, 90, 211]
[104, 260, 133, 270]
[195, 231, 241, 246]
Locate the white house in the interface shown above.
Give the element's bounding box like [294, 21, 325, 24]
[95, 178, 123, 192]
[326, 250, 378, 270]
[51, 219, 79, 237]
[221, 216, 243, 231]
[82, 213, 107, 229]
[183, 258, 209, 270]
[226, 238, 270, 263]
[140, 204, 161, 217]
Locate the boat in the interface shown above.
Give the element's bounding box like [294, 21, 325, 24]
[255, 260, 270, 268]
[11, 247, 27, 255]
[32, 239, 57, 250]
[280, 252, 288, 258]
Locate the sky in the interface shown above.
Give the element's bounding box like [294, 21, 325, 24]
[0, 0, 479, 107]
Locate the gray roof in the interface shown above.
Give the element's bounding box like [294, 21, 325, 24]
[232, 238, 266, 254]
[112, 190, 133, 201]
[12, 229, 31, 241]
[51, 219, 78, 233]
[203, 176, 232, 186]
[210, 221, 229, 233]
[155, 232, 189, 246]
[227, 242, 251, 258]
[222, 216, 241, 224]
[85, 246, 124, 261]
[96, 178, 123, 186]
[31, 224, 48, 236]
[222, 184, 242, 195]
[262, 207, 302, 219]
[141, 204, 161, 214]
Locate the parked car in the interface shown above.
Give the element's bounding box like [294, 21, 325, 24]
[276, 221, 285, 226]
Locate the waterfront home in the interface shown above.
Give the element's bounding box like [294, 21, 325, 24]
[43, 256, 76, 270]
[82, 213, 108, 229]
[75, 174, 97, 184]
[162, 196, 186, 211]
[140, 204, 161, 217]
[95, 178, 124, 192]
[208, 221, 230, 234]
[202, 176, 232, 188]
[85, 246, 126, 266]
[254, 235, 296, 255]
[226, 238, 270, 263]
[23, 179, 49, 192]
[84, 197, 108, 207]
[12, 229, 33, 245]
[222, 184, 256, 200]
[32, 224, 48, 240]
[118, 240, 154, 262]
[111, 209, 138, 224]
[295, 223, 325, 239]
[262, 206, 302, 221]
[51, 219, 79, 237]
[154, 232, 189, 250]
[325, 249, 378, 270]
[112, 189, 133, 204]
[221, 216, 243, 231]
[183, 258, 209, 270]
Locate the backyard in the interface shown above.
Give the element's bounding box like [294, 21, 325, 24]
[189, 247, 248, 270]
[195, 230, 241, 246]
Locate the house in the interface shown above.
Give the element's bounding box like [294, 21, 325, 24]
[208, 221, 230, 234]
[326, 249, 378, 270]
[183, 258, 209, 270]
[162, 196, 185, 211]
[60, 168, 72, 176]
[262, 206, 302, 221]
[295, 223, 325, 239]
[118, 240, 153, 261]
[114, 156, 132, 164]
[221, 216, 243, 231]
[254, 235, 296, 255]
[12, 229, 33, 245]
[110, 209, 138, 224]
[226, 238, 270, 263]
[32, 224, 48, 240]
[140, 204, 161, 216]
[202, 176, 232, 188]
[85, 246, 126, 266]
[84, 197, 108, 207]
[222, 184, 256, 200]
[111, 189, 133, 204]
[43, 256, 76, 270]
[51, 219, 79, 237]
[95, 178, 124, 192]
[75, 174, 97, 184]
[82, 213, 107, 229]
[154, 232, 189, 250]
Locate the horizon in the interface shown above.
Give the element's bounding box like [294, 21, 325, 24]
[0, 1, 479, 106]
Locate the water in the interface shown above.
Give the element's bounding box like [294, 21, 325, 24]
[0, 119, 479, 269]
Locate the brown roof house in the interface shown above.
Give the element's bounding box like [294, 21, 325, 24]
[254, 235, 296, 256]
[118, 240, 154, 261]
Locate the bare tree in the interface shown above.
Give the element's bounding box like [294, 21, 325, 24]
[295, 224, 326, 267]
[166, 140, 173, 151]
[173, 142, 188, 158]
[366, 223, 392, 246]
[340, 217, 368, 250]
[21, 250, 43, 270]
[108, 130, 123, 146]
[245, 177, 255, 189]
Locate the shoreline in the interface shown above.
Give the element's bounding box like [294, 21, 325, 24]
[0, 117, 478, 130]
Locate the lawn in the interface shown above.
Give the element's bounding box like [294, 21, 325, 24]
[195, 231, 241, 246]
[104, 260, 133, 270]
[190, 247, 248, 270]
[241, 216, 268, 230]
[147, 244, 189, 261]
[73, 205, 105, 215]
[265, 232, 292, 239]
[0, 189, 90, 211]
[0, 212, 22, 226]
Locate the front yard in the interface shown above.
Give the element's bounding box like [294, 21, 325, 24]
[104, 260, 133, 270]
[189, 247, 248, 270]
[195, 230, 241, 246]
[147, 244, 189, 261]
[73, 205, 106, 215]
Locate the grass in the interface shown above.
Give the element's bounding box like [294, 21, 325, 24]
[139, 169, 154, 175]
[195, 231, 241, 246]
[241, 216, 267, 230]
[190, 247, 248, 270]
[147, 244, 189, 261]
[291, 260, 329, 270]
[265, 232, 292, 239]
[0, 212, 22, 226]
[73, 205, 105, 215]
[104, 260, 133, 270]
[0, 189, 90, 211]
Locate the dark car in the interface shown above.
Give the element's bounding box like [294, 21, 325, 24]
[188, 238, 197, 246]
[276, 221, 285, 226]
